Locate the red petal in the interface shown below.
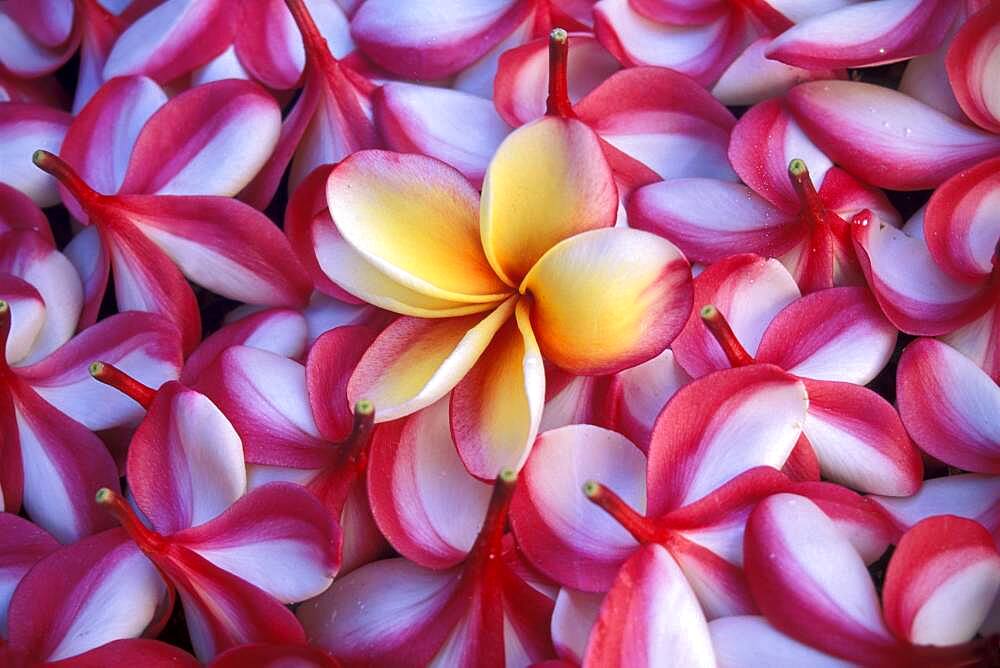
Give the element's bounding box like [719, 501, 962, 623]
[946, 2, 1000, 133]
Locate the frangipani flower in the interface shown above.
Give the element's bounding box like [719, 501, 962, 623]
[783, 2, 1000, 191]
[299, 466, 558, 666]
[711, 495, 1000, 667]
[671, 254, 921, 495]
[239, 0, 383, 209]
[80, 371, 340, 661]
[630, 97, 900, 293]
[307, 89, 693, 479]
[33, 76, 311, 351]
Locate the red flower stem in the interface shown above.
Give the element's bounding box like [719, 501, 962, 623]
[89, 361, 156, 409]
[584, 480, 660, 544]
[32, 150, 102, 207]
[96, 487, 166, 552]
[700, 305, 755, 368]
[545, 28, 575, 118]
[468, 468, 518, 565]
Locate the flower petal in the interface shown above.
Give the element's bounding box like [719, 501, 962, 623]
[552, 588, 603, 664]
[896, 338, 1000, 473]
[0, 513, 57, 637]
[583, 544, 715, 668]
[712, 38, 841, 107]
[348, 299, 515, 422]
[672, 254, 800, 379]
[103, 0, 235, 83]
[8, 530, 166, 661]
[924, 155, 1000, 281]
[349, 0, 533, 80]
[946, 2, 1000, 133]
[744, 494, 898, 664]
[5, 0, 74, 48]
[48, 639, 199, 667]
[801, 379, 922, 496]
[646, 365, 808, 515]
[710, 616, 855, 668]
[852, 213, 990, 335]
[0, 182, 52, 242]
[376, 83, 510, 188]
[0, 103, 71, 206]
[452, 299, 545, 479]
[871, 474, 1000, 535]
[118, 79, 281, 198]
[62, 227, 109, 328]
[328, 150, 509, 303]
[786, 81, 1000, 190]
[510, 425, 646, 592]
[0, 12, 76, 79]
[523, 228, 692, 375]
[766, 0, 959, 70]
[883, 515, 1000, 646]
[574, 66, 738, 182]
[19, 311, 182, 431]
[306, 323, 381, 441]
[481, 118, 618, 286]
[755, 287, 897, 385]
[208, 643, 338, 668]
[127, 382, 247, 535]
[171, 482, 339, 603]
[368, 399, 492, 569]
[608, 347, 691, 449]
[627, 180, 801, 264]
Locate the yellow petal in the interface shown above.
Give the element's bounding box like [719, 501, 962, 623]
[451, 298, 546, 479]
[480, 117, 618, 286]
[327, 150, 510, 304]
[348, 297, 516, 421]
[522, 228, 693, 375]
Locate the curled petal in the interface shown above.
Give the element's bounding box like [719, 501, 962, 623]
[348, 299, 515, 421]
[0, 103, 71, 206]
[756, 287, 897, 385]
[103, 0, 236, 83]
[5, 0, 74, 48]
[852, 214, 990, 335]
[368, 399, 492, 569]
[523, 228, 692, 376]
[328, 150, 509, 303]
[628, 180, 801, 264]
[19, 312, 182, 432]
[575, 67, 737, 182]
[593, 0, 746, 86]
[766, 0, 959, 70]
[801, 380, 922, 496]
[0, 12, 77, 78]
[744, 494, 898, 665]
[349, 0, 534, 80]
[482, 118, 618, 286]
[118, 79, 281, 198]
[583, 544, 715, 668]
[924, 156, 1000, 281]
[127, 382, 247, 535]
[787, 81, 1000, 190]
[452, 299, 544, 479]
[946, 2, 1000, 133]
[8, 530, 166, 662]
[375, 83, 510, 188]
[883, 515, 1000, 646]
[510, 425, 646, 592]
[646, 365, 808, 515]
[896, 338, 1000, 473]
[171, 482, 339, 604]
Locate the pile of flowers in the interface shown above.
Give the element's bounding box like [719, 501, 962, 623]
[0, 0, 998, 666]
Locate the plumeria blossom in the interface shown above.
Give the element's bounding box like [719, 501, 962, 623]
[349, 0, 594, 97]
[300, 464, 558, 666]
[79, 368, 339, 661]
[510, 377, 893, 618]
[239, 0, 384, 209]
[712, 494, 1000, 667]
[670, 254, 921, 494]
[0, 214, 181, 542]
[630, 97, 900, 293]
[32, 75, 311, 351]
[784, 2, 1000, 191]
[307, 86, 692, 479]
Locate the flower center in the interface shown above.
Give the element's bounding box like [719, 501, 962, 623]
[700, 304, 755, 368]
